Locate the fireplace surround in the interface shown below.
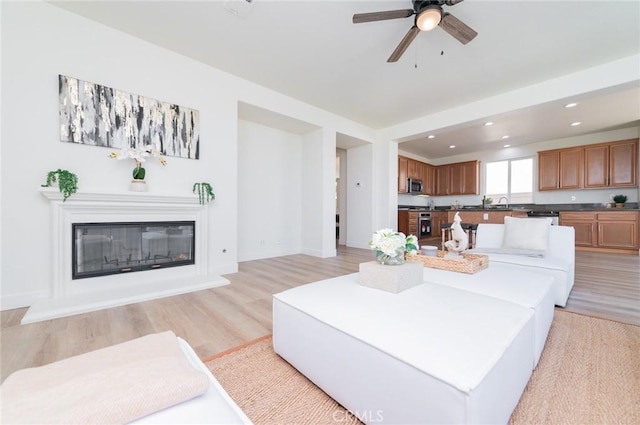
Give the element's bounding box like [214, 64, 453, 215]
[22, 188, 230, 324]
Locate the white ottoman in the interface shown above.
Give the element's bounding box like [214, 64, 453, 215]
[420, 262, 555, 367]
[273, 274, 535, 425]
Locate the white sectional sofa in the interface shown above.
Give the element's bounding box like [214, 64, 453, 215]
[469, 221, 575, 307]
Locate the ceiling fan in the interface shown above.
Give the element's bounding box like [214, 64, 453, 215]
[353, 0, 477, 63]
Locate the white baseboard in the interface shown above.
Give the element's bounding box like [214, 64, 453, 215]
[21, 274, 229, 324]
[0, 290, 48, 311]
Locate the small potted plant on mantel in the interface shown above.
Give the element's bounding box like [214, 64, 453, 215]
[613, 194, 627, 208]
[193, 182, 215, 205]
[41, 169, 78, 201]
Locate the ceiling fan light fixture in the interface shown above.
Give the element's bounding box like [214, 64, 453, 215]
[416, 5, 442, 31]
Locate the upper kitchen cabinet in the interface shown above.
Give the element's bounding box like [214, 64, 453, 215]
[407, 158, 421, 180]
[398, 156, 478, 196]
[609, 139, 637, 187]
[421, 162, 436, 195]
[436, 161, 480, 196]
[435, 165, 450, 196]
[585, 139, 638, 188]
[398, 156, 436, 195]
[398, 156, 408, 193]
[540, 139, 638, 191]
[538, 147, 582, 190]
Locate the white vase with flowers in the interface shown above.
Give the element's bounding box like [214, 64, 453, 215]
[109, 145, 167, 192]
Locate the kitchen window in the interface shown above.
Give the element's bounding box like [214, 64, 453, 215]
[485, 158, 533, 203]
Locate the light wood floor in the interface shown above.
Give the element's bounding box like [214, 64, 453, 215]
[1, 246, 638, 382]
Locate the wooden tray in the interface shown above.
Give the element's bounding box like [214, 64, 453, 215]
[407, 251, 489, 274]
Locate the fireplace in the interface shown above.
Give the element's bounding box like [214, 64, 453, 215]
[22, 188, 235, 325]
[73, 221, 195, 279]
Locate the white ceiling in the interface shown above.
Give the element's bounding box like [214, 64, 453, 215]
[50, 0, 640, 158]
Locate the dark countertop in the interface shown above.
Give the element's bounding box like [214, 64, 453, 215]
[399, 203, 640, 212]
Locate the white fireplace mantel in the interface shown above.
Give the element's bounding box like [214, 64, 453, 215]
[21, 188, 229, 324]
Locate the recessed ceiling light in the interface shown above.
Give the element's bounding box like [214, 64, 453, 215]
[570, 121, 582, 126]
[484, 121, 494, 126]
[503, 144, 511, 148]
[502, 135, 510, 139]
[564, 102, 578, 108]
[449, 145, 456, 149]
[427, 135, 435, 139]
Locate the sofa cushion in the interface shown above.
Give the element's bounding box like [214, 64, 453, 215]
[479, 252, 571, 273]
[502, 217, 552, 253]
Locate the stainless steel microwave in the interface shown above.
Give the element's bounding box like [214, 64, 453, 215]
[407, 178, 423, 194]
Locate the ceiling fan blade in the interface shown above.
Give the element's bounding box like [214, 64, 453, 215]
[440, 12, 477, 44]
[353, 9, 414, 24]
[388, 25, 421, 63]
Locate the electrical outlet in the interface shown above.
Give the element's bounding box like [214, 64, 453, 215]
[483, 213, 489, 220]
[259, 240, 265, 246]
[571, 195, 576, 201]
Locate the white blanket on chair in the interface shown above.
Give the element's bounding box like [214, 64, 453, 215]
[0, 331, 209, 424]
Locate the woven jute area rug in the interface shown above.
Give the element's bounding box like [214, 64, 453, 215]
[205, 310, 640, 425]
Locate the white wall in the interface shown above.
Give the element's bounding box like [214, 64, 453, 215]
[346, 144, 374, 249]
[0, 1, 375, 309]
[237, 120, 302, 261]
[300, 128, 338, 258]
[337, 149, 347, 245]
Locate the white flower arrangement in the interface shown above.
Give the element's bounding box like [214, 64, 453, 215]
[369, 228, 418, 264]
[109, 145, 167, 180]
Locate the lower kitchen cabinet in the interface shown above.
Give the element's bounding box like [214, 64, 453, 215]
[398, 211, 418, 236]
[560, 211, 639, 252]
[597, 212, 638, 250]
[559, 212, 597, 247]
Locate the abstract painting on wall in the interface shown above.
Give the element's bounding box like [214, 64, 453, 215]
[59, 75, 200, 159]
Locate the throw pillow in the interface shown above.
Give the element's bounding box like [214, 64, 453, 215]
[502, 216, 552, 252]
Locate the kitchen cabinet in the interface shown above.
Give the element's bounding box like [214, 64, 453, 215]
[560, 211, 639, 251]
[398, 211, 419, 236]
[398, 156, 478, 196]
[435, 161, 480, 196]
[430, 211, 447, 237]
[398, 156, 408, 193]
[461, 161, 480, 194]
[399, 156, 433, 193]
[559, 212, 597, 247]
[435, 165, 450, 196]
[540, 139, 638, 191]
[597, 212, 638, 250]
[583, 144, 609, 188]
[408, 159, 420, 180]
[609, 139, 637, 187]
[584, 139, 638, 188]
[449, 210, 511, 224]
[421, 162, 436, 195]
[538, 148, 582, 190]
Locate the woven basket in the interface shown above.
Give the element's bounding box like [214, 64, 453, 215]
[407, 251, 489, 274]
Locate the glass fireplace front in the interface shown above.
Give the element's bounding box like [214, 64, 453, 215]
[72, 221, 195, 279]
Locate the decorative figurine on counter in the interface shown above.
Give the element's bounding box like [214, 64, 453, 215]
[444, 212, 468, 255]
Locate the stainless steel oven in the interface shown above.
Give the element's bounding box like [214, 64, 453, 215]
[418, 212, 431, 238]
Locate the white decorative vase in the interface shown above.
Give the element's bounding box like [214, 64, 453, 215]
[129, 179, 147, 192]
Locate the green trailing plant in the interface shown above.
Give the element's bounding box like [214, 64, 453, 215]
[42, 169, 78, 201]
[613, 194, 627, 204]
[193, 182, 215, 205]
